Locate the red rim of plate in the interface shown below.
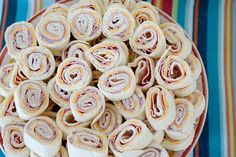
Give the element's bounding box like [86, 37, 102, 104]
[0, 0, 208, 156]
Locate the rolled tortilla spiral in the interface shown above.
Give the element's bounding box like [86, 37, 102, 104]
[91, 103, 123, 135]
[155, 54, 193, 90]
[98, 66, 136, 101]
[113, 87, 146, 120]
[4, 22, 37, 59]
[145, 86, 176, 130]
[70, 86, 105, 124]
[186, 89, 206, 120]
[2, 122, 30, 157]
[19, 46, 56, 81]
[128, 55, 155, 92]
[24, 116, 62, 157]
[10, 64, 28, 88]
[161, 131, 195, 151]
[30, 146, 68, 157]
[68, 8, 102, 41]
[131, 1, 160, 26]
[160, 22, 192, 59]
[56, 108, 91, 140]
[69, 0, 103, 16]
[185, 54, 202, 80]
[55, 57, 92, 91]
[67, 127, 108, 157]
[85, 39, 129, 72]
[117, 141, 169, 157]
[108, 119, 153, 156]
[0, 63, 14, 97]
[143, 119, 164, 144]
[42, 3, 69, 18]
[0, 93, 23, 127]
[173, 80, 197, 97]
[104, 0, 130, 10]
[102, 4, 136, 41]
[36, 15, 70, 55]
[14, 80, 49, 120]
[47, 77, 72, 109]
[62, 40, 90, 61]
[130, 21, 166, 58]
[164, 98, 195, 140]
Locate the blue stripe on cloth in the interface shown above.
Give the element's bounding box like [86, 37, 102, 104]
[42, 0, 55, 9]
[177, 0, 186, 29]
[15, 0, 28, 21]
[1, 0, 17, 48]
[205, 0, 222, 156]
[0, 0, 3, 24]
[196, 0, 210, 156]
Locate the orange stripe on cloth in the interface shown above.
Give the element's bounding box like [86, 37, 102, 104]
[224, 0, 236, 156]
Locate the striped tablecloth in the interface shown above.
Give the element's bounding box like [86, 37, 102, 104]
[0, 0, 235, 157]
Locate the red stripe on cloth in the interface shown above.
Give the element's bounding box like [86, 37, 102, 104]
[0, 0, 8, 50]
[193, 0, 199, 46]
[161, 0, 173, 16]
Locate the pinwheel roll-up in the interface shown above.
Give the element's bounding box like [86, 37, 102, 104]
[130, 21, 166, 58]
[98, 66, 136, 101]
[91, 70, 103, 86]
[19, 46, 56, 81]
[161, 131, 195, 151]
[70, 86, 105, 124]
[24, 116, 62, 157]
[91, 103, 122, 135]
[5, 22, 37, 59]
[36, 15, 70, 55]
[108, 119, 153, 156]
[85, 39, 129, 72]
[143, 119, 164, 144]
[68, 8, 102, 41]
[164, 98, 195, 140]
[31, 146, 68, 157]
[0, 93, 23, 127]
[113, 87, 145, 120]
[10, 64, 28, 88]
[186, 89, 206, 120]
[0, 63, 14, 97]
[42, 3, 69, 18]
[14, 80, 49, 120]
[145, 86, 176, 130]
[102, 4, 136, 41]
[69, 0, 103, 16]
[62, 40, 90, 62]
[160, 22, 192, 59]
[56, 57, 92, 91]
[2, 122, 30, 157]
[117, 141, 169, 157]
[155, 54, 193, 90]
[67, 127, 108, 157]
[185, 54, 202, 80]
[131, 1, 160, 26]
[47, 77, 72, 109]
[128, 55, 155, 92]
[173, 80, 197, 97]
[104, 0, 130, 10]
[56, 108, 91, 140]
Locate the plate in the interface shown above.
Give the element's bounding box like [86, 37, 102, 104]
[0, 0, 208, 156]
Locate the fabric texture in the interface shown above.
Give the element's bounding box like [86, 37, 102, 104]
[0, 0, 235, 157]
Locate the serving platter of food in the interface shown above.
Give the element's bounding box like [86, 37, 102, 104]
[0, 0, 208, 157]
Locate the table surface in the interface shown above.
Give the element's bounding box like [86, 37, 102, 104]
[0, 0, 235, 157]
